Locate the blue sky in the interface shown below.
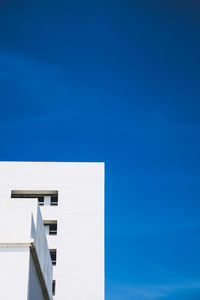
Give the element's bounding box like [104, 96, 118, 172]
[0, 1, 200, 299]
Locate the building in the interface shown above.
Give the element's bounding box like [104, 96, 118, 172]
[0, 162, 105, 300]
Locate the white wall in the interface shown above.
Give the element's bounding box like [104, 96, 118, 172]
[0, 162, 104, 300]
[0, 247, 30, 300]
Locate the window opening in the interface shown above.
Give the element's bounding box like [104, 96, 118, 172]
[50, 249, 57, 266]
[52, 280, 56, 296]
[11, 190, 58, 206]
[43, 221, 57, 235]
[38, 197, 44, 206]
[51, 196, 58, 206]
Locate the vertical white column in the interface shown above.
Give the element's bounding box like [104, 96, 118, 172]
[44, 225, 49, 235]
[44, 196, 51, 206]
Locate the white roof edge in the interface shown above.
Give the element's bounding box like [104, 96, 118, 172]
[0, 161, 105, 164]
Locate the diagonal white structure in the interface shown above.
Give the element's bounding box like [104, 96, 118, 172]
[0, 199, 53, 300]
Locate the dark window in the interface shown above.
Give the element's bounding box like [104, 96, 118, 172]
[50, 249, 57, 266]
[43, 221, 57, 235]
[51, 196, 58, 206]
[11, 191, 58, 207]
[52, 280, 56, 296]
[49, 223, 57, 235]
[38, 197, 44, 206]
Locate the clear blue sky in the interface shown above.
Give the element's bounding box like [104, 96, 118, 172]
[0, 1, 200, 299]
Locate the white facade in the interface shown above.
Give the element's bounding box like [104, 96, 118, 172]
[0, 199, 53, 300]
[0, 162, 105, 300]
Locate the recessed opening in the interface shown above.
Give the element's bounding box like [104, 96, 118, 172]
[11, 190, 58, 206]
[38, 197, 44, 206]
[52, 280, 56, 296]
[43, 220, 57, 235]
[51, 196, 58, 206]
[50, 249, 57, 266]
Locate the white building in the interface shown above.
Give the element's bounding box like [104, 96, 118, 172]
[0, 162, 105, 300]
